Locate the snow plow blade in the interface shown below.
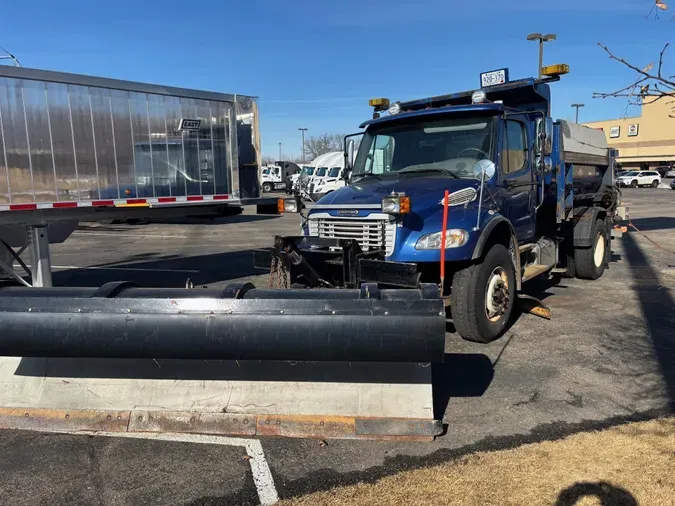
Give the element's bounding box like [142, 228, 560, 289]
[0, 282, 445, 440]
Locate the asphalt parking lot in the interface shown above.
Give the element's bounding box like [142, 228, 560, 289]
[1, 186, 674, 505]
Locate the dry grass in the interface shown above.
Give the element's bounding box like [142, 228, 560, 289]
[284, 418, 675, 506]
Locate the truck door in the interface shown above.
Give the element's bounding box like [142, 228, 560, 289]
[500, 118, 536, 241]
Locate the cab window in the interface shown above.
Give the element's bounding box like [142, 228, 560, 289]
[501, 121, 528, 174]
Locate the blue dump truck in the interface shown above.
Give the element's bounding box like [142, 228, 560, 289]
[258, 65, 628, 344]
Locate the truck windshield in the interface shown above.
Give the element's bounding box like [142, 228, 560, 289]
[316, 167, 327, 177]
[353, 116, 496, 179]
[262, 168, 269, 175]
[328, 167, 341, 177]
[302, 166, 315, 176]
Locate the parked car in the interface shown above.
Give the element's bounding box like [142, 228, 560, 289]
[616, 170, 661, 188]
[653, 165, 673, 177]
[671, 178, 675, 190]
[666, 170, 675, 178]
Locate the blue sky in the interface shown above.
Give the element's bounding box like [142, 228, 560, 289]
[1, 0, 672, 158]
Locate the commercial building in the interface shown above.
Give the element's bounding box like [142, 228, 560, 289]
[583, 97, 675, 173]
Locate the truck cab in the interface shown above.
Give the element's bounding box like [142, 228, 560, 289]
[262, 67, 625, 344]
[310, 166, 345, 200]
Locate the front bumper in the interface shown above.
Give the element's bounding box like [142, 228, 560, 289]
[253, 236, 421, 288]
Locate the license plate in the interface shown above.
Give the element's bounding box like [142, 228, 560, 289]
[480, 69, 508, 88]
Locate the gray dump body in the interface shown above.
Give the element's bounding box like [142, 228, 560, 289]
[559, 120, 612, 195]
[0, 66, 262, 221]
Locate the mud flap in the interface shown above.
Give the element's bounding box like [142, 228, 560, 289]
[517, 293, 551, 320]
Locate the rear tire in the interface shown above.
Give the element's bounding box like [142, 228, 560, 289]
[651, 180, 659, 188]
[630, 180, 638, 188]
[574, 218, 608, 280]
[451, 244, 516, 343]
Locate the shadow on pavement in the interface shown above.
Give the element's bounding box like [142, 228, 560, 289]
[79, 213, 279, 229]
[51, 250, 260, 287]
[628, 216, 675, 231]
[622, 232, 675, 410]
[433, 353, 494, 419]
[555, 481, 637, 506]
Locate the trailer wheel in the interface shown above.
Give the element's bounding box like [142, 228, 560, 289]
[451, 244, 516, 343]
[262, 183, 273, 193]
[573, 218, 608, 280]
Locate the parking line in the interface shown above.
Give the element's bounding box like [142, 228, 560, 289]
[58, 430, 279, 505]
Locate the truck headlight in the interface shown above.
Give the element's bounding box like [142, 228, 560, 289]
[382, 196, 410, 214]
[415, 229, 468, 249]
[278, 197, 299, 213]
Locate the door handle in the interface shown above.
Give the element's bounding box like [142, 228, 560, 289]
[505, 180, 517, 189]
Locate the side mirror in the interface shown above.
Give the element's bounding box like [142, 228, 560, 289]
[474, 159, 496, 181]
[535, 117, 554, 156]
[346, 139, 355, 170]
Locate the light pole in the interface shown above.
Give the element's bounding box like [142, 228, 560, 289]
[526, 33, 556, 79]
[298, 128, 308, 162]
[278, 142, 282, 161]
[571, 103, 584, 123]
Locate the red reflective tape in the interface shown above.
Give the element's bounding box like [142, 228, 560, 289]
[187, 196, 204, 201]
[213, 195, 229, 200]
[92, 200, 115, 207]
[9, 203, 38, 211]
[125, 199, 147, 205]
[53, 202, 78, 208]
[158, 197, 177, 203]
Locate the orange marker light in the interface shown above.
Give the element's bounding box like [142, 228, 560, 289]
[399, 196, 411, 214]
[277, 198, 286, 214]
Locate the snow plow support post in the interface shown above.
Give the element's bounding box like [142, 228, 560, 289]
[0, 282, 445, 440]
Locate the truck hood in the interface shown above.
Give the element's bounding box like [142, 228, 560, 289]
[315, 175, 478, 206]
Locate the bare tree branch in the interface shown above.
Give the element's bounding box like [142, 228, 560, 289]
[594, 40, 675, 113]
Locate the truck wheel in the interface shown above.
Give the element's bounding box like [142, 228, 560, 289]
[573, 219, 608, 280]
[262, 183, 273, 193]
[630, 180, 638, 188]
[651, 180, 659, 188]
[451, 244, 516, 343]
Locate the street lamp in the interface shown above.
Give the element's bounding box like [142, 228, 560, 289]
[571, 103, 584, 123]
[278, 142, 282, 161]
[526, 33, 556, 79]
[298, 128, 308, 162]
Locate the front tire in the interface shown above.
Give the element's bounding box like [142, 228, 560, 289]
[262, 183, 273, 193]
[451, 244, 516, 343]
[630, 180, 638, 188]
[574, 218, 608, 280]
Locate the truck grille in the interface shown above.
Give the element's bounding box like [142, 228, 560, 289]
[309, 216, 396, 255]
[309, 182, 315, 195]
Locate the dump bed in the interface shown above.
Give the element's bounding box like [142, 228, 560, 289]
[559, 120, 611, 195]
[0, 66, 262, 222]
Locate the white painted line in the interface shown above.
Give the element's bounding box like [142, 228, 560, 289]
[15, 264, 199, 273]
[55, 430, 279, 505]
[72, 231, 189, 239]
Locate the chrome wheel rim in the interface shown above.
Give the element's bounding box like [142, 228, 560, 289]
[594, 233, 605, 268]
[486, 267, 509, 322]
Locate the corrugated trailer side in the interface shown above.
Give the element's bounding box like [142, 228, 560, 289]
[0, 66, 266, 217]
[0, 66, 275, 287]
